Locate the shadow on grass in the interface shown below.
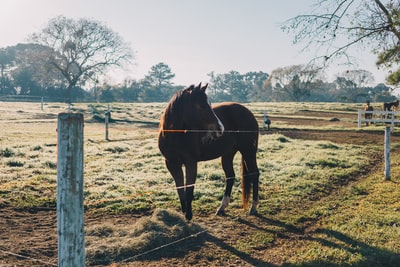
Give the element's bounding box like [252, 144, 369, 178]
[116, 212, 399, 266]
[236, 214, 400, 267]
[134, 228, 275, 266]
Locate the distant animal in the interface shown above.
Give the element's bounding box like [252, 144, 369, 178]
[364, 100, 374, 126]
[264, 114, 271, 130]
[158, 83, 260, 220]
[382, 99, 399, 119]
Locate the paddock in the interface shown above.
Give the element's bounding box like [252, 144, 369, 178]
[1, 102, 400, 266]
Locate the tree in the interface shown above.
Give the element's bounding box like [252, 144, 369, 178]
[31, 15, 133, 102]
[0, 48, 15, 94]
[140, 62, 176, 101]
[283, 0, 400, 85]
[12, 68, 40, 95]
[10, 44, 65, 96]
[208, 71, 269, 102]
[209, 71, 246, 102]
[264, 65, 322, 101]
[334, 70, 374, 102]
[371, 83, 393, 102]
[243, 71, 270, 102]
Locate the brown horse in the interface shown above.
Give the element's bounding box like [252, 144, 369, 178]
[158, 83, 260, 220]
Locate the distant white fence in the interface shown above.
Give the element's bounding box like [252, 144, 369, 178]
[357, 110, 400, 128]
[358, 109, 398, 180]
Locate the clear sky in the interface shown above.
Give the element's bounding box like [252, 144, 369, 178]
[0, 0, 388, 86]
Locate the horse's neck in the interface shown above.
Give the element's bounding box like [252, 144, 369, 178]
[164, 107, 184, 130]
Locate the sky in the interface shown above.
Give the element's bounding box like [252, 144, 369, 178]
[0, 0, 389, 86]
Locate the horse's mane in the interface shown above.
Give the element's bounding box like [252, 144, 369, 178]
[159, 85, 194, 134]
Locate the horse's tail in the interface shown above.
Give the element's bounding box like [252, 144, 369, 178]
[241, 158, 251, 210]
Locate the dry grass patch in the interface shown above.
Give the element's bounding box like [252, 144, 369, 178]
[85, 208, 204, 265]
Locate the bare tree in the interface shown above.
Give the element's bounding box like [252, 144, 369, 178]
[282, 0, 400, 85]
[31, 15, 133, 102]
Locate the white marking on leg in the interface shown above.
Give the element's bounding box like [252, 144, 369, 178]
[216, 195, 230, 215]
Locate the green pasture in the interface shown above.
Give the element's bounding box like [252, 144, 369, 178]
[0, 101, 399, 266]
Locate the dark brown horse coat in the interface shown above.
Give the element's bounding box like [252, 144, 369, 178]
[158, 84, 259, 220]
[383, 99, 399, 112]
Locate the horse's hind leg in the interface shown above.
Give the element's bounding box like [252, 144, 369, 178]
[249, 169, 259, 215]
[216, 154, 235, 216]
[243, 155, 259, 215]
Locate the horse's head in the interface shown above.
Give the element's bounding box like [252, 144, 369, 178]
[182, 83, 224, 142]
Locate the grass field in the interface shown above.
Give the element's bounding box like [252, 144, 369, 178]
[0, 101, 399, 266]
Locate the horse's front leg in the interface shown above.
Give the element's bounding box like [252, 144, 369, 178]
[184, 162, 197, 221]
[166, 159, 186, 214]
[216, 155, 235, 216]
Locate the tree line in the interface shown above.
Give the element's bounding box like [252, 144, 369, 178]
[0, 43, 395, 103]
[1, 0, 400, 104]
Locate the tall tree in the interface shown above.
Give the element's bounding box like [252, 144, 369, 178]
[31, 15, 133, 102]
[141, 62, 176, 101]
[11, 44, 65, 95]
[208, 71, 249, 102]
[264, 65, 321, 101]
[283, 0, 400, 85]
[0, 48, 15, 94]
[334, 69, 374, 102]
[243, 71, 270, 102]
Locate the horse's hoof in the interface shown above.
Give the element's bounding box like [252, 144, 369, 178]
[249, 208, 258, 216]
[185, 212, 193, 221]
[215, 209, 226, 216]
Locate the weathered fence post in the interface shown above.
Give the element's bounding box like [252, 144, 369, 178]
[105, 105, 110, 141]
[57, 113, 85, 266]
[384, 126, 391, 180]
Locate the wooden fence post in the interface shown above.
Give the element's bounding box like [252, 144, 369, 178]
[57, 113, 85, 266]
[105, 105, 110, 141]
[384, 126, 391, 180]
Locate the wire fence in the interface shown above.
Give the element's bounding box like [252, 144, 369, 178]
[0, 164, 260, 265]
[0, 247, 58, 266]
[0, 95, 69, 103]
[0, 228, 209, 266]
[0, 99, 266, 265]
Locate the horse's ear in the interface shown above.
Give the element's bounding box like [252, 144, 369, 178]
[200, 83, 208, 92]
[187, 84, 195, 93]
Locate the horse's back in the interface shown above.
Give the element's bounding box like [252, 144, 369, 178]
[213, 102, 259, 152]
[213, 102, 258, 130]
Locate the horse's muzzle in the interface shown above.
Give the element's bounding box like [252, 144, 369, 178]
[202, 123, 224, 144]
